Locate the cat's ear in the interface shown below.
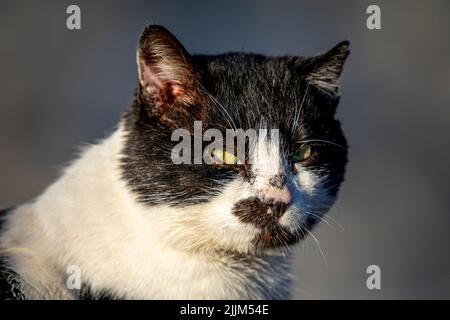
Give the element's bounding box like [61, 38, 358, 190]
[305, 41, 350, 96]
[136, 25, 207, 128]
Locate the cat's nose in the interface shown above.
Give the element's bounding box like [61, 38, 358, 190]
[260, 186, 292, 207]
[260, 174, 292, 205]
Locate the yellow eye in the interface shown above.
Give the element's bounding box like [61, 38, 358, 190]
[292, 145, 312, 163]
[212, 149, 238, 165]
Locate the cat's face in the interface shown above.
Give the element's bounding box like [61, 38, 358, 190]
[122, 26, 349, 253]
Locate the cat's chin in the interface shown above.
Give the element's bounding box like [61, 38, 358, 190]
[253, 227, 303, 251]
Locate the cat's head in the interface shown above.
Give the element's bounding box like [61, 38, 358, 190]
[122, 25, 349, 254]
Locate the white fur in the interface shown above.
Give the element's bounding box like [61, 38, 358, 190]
[0, 124, 301, 299]
[250, 130, 291, 204]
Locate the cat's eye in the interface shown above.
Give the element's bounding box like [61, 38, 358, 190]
[292, 145, 312, 163]
[212, 148, 238, 165]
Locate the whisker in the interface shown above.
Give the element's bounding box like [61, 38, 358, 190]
[307, 212, 331, 227]
[291, 67, 317, 133]
[298, 139, 347, 150]
[303, 224, 328, 267]
[199, 85, 238, 130]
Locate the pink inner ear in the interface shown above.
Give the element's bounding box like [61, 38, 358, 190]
[139, 60, 164, 91]
[138, 55, 190, 106]
[171, 85, 185, 98]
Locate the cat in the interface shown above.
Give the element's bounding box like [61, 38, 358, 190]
[0, 25, 349, 299]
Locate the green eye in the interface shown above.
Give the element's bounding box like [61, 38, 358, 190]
[292, 145, 312, 163]
[212, 149, 238, 165]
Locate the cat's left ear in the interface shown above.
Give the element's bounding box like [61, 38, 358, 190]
[305, 41, 350, 96]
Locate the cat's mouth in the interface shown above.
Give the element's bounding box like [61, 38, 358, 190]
[231, 197, 304, 249]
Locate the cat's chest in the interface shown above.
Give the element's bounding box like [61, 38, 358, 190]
[72, 244, 291, 299]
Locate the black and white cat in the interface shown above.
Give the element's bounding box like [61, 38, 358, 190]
[0, 25, 349, 299]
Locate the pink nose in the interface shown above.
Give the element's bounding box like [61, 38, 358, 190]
[260, 186, 292, 206]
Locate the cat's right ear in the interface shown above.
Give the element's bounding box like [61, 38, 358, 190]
[136, 25, 208, 129]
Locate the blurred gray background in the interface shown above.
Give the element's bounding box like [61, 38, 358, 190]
[1, 0, 449, 299]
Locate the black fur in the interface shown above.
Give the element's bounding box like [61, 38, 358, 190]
[0, 25, 350, 299]
[77, 284, 121, 300]
[122, 53, 348, 202]
[121, 26, 349, 248]
[0, 207, 25, 300]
